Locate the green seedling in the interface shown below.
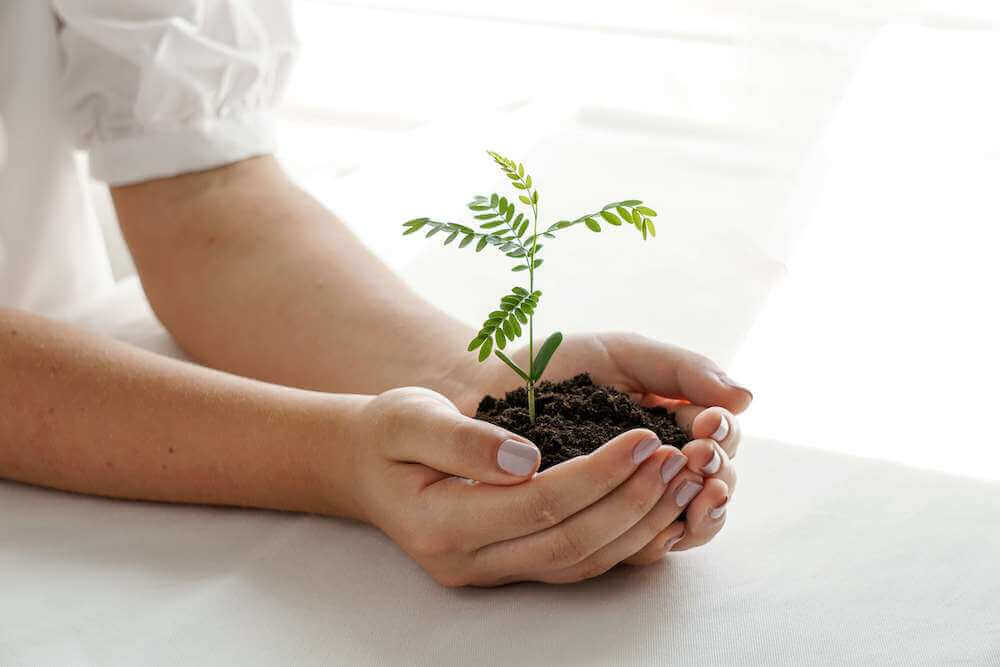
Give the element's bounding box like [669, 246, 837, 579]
[402, 151, 657, 422]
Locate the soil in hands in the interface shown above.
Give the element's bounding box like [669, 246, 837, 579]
[476, 373, 689, 471]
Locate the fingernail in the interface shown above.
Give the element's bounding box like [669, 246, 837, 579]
[717, 373, 753, 400]
[701, 447, 721, 475]
[674, 480, 703, 507]
[497, 439, 540, 476]
[709, 498, 729, 519]
[665, 532, 684, 552]
[632, 436, 660, 464]
[660, 454, 687, 484]
[710, 416, 729, 443]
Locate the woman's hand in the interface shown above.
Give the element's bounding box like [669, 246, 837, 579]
[452, 332, 751, 566]
[346, 387, 707, 586]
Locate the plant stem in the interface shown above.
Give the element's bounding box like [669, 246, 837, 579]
[526, 183, 539, 423]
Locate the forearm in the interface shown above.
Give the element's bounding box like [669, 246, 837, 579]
[0, 308, 366, 518]
[112, 157, 485, 406]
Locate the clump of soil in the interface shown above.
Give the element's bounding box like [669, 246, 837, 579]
[476, 373, 688, 470]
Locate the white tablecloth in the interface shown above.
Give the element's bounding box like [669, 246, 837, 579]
[1, 280, 998, 665]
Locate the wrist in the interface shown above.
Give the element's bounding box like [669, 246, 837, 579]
[293, 391, 373, 522]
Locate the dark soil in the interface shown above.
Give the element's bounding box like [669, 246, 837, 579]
[476, 373, 688, 470]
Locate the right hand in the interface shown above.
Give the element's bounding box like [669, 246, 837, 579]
[348, 386, 707, 587]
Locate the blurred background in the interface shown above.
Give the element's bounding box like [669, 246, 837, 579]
[93, 0, 1000, 480]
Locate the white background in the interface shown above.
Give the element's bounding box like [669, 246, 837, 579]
[94, 0, 1000, 479]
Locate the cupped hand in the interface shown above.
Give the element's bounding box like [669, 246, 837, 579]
[458, 332, 752, 566]
[349, 386, 707, 586]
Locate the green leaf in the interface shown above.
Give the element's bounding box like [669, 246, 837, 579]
[615, 206, 633, 225]
[531, 259, 544, 269]
[502, 318, 514, 338]
[635, 206, 657, 217]
[467, 334, 486, 351]
[641, 219, 648, 240]
[600, 210, 622, 226]
[469, 203, 491, 211]
[517, 220, 529, 237]
[443, 231, 458, 245]
[512, 286, 528, 296]
[404, 217, 429, 226]
[525, 174, 532, 189]
[475, 212, 498, 220]
[506, 249, 527, 258]
[490, 310, 507, 319]
[514, 308, 528, 324]
[481, 220, 505, 229]
[490, 193, 499, 207]
[512, 182, 527, 190]
[584, 217, 601, 232]
[519, 195, 532, 205]
[532, 191, 539, 204]
[512, 264, 529, 272]
[478, 337, 493, 362]
[476, 237, 489, 252]
[459, 233, 475, 248]
[517, 162, 524, 178]
[402, 223, 425, 235]
[644, 218, 656, 237]
[494, 349, 530, 382]
[620, 199, 642, 206]
[508, 315, 522, 337]
[530, 332, 563, 381]
[505, 207, 514, 223]
[426, 226, 441, 238]
[499, 196, 509, 211]
[495, 328, 507, 350]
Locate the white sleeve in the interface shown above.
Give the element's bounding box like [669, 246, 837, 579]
[54, 0, 298, 185]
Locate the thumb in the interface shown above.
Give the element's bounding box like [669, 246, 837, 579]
[392, 400, 541, 484]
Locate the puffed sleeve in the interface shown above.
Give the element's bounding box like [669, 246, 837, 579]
[54, 0, 298, 185]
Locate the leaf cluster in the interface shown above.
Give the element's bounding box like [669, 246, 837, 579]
[466, 287, 540, 362]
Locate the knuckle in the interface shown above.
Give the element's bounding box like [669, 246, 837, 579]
[585, 458, 621, 496]
[625, 485, 657, 517]
[408, 528, 457, 559]
[575, 557, 617, 581]
[546, 528, 588, 567]
[521, 485, 561, 530]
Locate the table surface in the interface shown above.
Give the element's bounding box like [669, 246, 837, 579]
[2, 279, 998, 666]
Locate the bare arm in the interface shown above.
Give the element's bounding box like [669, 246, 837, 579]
[0, 307, 364, 517]
[111, 156, 488, 413]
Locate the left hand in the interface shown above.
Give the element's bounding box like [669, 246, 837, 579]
[452, 332, 752, 566]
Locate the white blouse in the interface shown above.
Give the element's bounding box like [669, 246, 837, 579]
[0, 0, 297, 316]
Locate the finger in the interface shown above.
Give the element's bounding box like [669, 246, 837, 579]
[672, 477, 729, 552]
[604, 334, 753, 413]
[622, 521, 685, 566]
[474, 448, 700, 581]
[428, 429, 675, 548]
[383, 388, 540, 485]
[680, 439, 737, 496]
[661, 404, 742, 459]
[542, 464, 703, 583]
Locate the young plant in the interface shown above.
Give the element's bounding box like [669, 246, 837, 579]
[401, 151, 657, 423]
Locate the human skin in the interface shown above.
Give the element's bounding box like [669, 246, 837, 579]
[0, 156, 751, 585]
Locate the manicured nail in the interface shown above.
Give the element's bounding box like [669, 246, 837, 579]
[497, 439, 540, 476]
[717, 373, 753, 400]
[665, 532, 684, 551]
[709, 498, 729, 519]
[660, 454, 687, 484]
[702, 447, 721, 475]
[710, 416, 729, 443]
[632, 436, 660, 464]
[674, 480, 703, 507]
